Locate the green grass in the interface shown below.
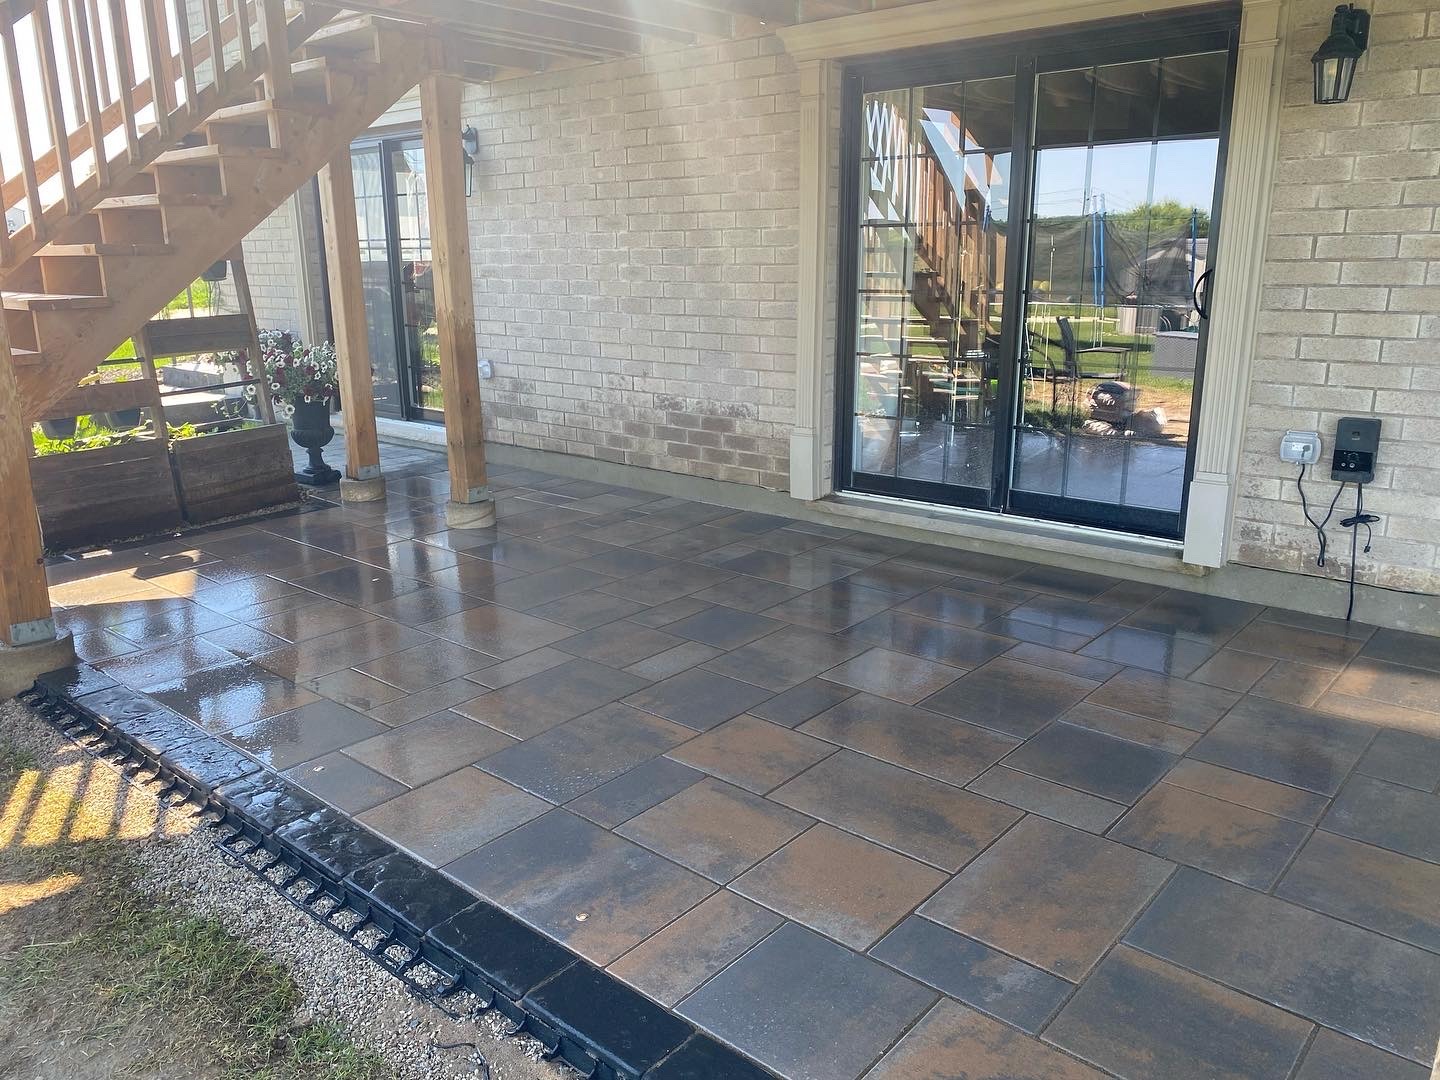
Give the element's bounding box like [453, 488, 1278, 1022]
[0, 734, 392, 1080]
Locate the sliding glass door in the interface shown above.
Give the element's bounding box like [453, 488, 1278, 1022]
[839, 17, 1236, 538]
[349, 133, 443, 423]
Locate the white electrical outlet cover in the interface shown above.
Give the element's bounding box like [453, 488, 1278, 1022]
[1280, 430, 1322, 464]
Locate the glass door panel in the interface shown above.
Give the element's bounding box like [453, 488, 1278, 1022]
[349, 134, 443, 423]
[851, 76, 1014, 501]
[352, 144, 402, 417]
[1011, 52, 1227, 534]
[390, 139, 443, 418]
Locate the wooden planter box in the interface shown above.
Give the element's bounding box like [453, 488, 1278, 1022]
[31, 440, 183, 550]
[172, 423, 300, 524]
[30, 424, 300, 552]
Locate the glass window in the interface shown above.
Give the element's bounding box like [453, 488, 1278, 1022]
[852, 77, 1014, 491]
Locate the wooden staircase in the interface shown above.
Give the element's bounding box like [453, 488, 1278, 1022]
[0, 1, 430, 424]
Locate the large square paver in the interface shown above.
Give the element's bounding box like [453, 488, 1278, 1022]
[920, 815, 1171, 979]
[1126, 867, 1440, 1064]
[771, 749, 1019, 871]
[1189, 695, 1374, 795]
[920, 656, 1098, 737]
[418, 605, 575, 658]
[1000, 720, 1176, 803]
[343, 712, 517, 786]
[616, 778, 813, 882]
[564, 757, 704, 828]
[667, 714, 834, 793]
[732, 824, 945, 950]
[1110, 782, 1309, 889]
[678, 922, 936, 1080]
[820, 647, 962, 704]
[445, 810, 714, 966]
[703, 625, 868, 691]
[480, 702, 694, 803]
[799, 693, 1018, 788]
[863, 999, 1106, 1080]
[358, 766, 548, 865]
[623, 669, 774, 731]
[1321, 773, 1440, 862]
[1275, 831, 1440, 952]
[454, 657, 650, 739]
[1046, 946, 1310, 1080]
[1293, 1029, 1431, 1080]
[224, 699, 387, 770]
[869, 916, 1070, 1033]
[607, 890, 783, 1007]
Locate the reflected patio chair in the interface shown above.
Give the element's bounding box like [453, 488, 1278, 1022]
[1057, 316, 1130, 383]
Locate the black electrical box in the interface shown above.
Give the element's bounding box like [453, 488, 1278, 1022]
[1332, 417, 1381, 484]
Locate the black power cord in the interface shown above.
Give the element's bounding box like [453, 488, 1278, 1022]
[1339, 482, 1380, 621]
[1296, 464, 1346, 567]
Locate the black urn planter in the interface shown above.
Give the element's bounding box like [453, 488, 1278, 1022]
[288, 398, 342, 486]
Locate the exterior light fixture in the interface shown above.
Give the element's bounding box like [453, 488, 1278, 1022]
[1312, 4, 1369, 104]
[461, 124, 479, 197]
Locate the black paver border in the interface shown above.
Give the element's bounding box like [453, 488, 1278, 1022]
[22, 663, 776, 1080]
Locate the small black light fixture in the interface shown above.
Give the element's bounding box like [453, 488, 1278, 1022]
[1312, 4, 1370, 105]
[461, 124, 479, 197]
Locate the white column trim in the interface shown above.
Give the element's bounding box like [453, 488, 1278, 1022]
[1183, 0, 1286, 567]
[790, 58, 834, 503]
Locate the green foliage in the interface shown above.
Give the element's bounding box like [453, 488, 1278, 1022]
[31, 414, 146, 456]
[1107, 199, 1210, 238]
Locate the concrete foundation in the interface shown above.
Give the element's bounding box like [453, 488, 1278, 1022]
[0, 632, 77, 700]
[340, 475, 387, 503]
[445, 499, 497, 529]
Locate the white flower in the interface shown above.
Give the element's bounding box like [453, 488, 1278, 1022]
[283, 402, 295, 418]
[302, 395, 312, 404]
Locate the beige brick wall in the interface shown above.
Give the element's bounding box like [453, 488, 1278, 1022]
[1234, 0, 1440, 595]
[241, 188, 326, 341]
[463, 36, 800, 491]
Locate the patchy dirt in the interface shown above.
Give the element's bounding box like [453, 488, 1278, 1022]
[0, 699, 568, 1080]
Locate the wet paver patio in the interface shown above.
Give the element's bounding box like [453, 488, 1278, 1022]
[44, 443, 1440, 1080]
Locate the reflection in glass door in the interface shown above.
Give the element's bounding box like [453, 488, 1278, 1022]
[841, 23, 1235, 539]
[853, 77, 1014, 506]
[349, 134, 443, 422]
[1012, 52, 1227, 533]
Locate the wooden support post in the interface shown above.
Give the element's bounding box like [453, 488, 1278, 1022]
[228, 245, 276, 425]
[420, 73, 493, 528]
[0, 324, 59, 650]
[317, 154, 385, 502]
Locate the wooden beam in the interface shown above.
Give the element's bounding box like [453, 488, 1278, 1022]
[317, 151, 385, 499]
[0, 320, 56, 647]
[353, 0, 643, 55]
[541, 0, 733, 36]
[420, 72, 493, 526]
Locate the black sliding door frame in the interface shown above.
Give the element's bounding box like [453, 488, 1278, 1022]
[351, 128, 441, 425]
[835, 8, 1240, 539]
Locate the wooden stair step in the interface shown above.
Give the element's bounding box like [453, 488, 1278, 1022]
[290, 54, 379, 82]
[205, 99, 330, 127]
[4, 292, 111, 311]
[303, 16, 382, 53]
[39, 243, 175, 257]
[95, 193, 228, 210]
[154, 144, 283, 166]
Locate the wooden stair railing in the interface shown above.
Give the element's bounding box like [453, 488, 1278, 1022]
[7, 15, 430, 423]
[0, 0, 334, 274]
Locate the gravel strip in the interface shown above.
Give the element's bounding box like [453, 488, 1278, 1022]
[1, 698, 569, 1080]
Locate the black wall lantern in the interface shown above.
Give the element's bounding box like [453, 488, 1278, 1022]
[461, 124, 479, 197]
[1312, 4, 1369, 104]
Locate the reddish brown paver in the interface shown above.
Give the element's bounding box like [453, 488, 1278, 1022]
[58, 452, 1440, 1080]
